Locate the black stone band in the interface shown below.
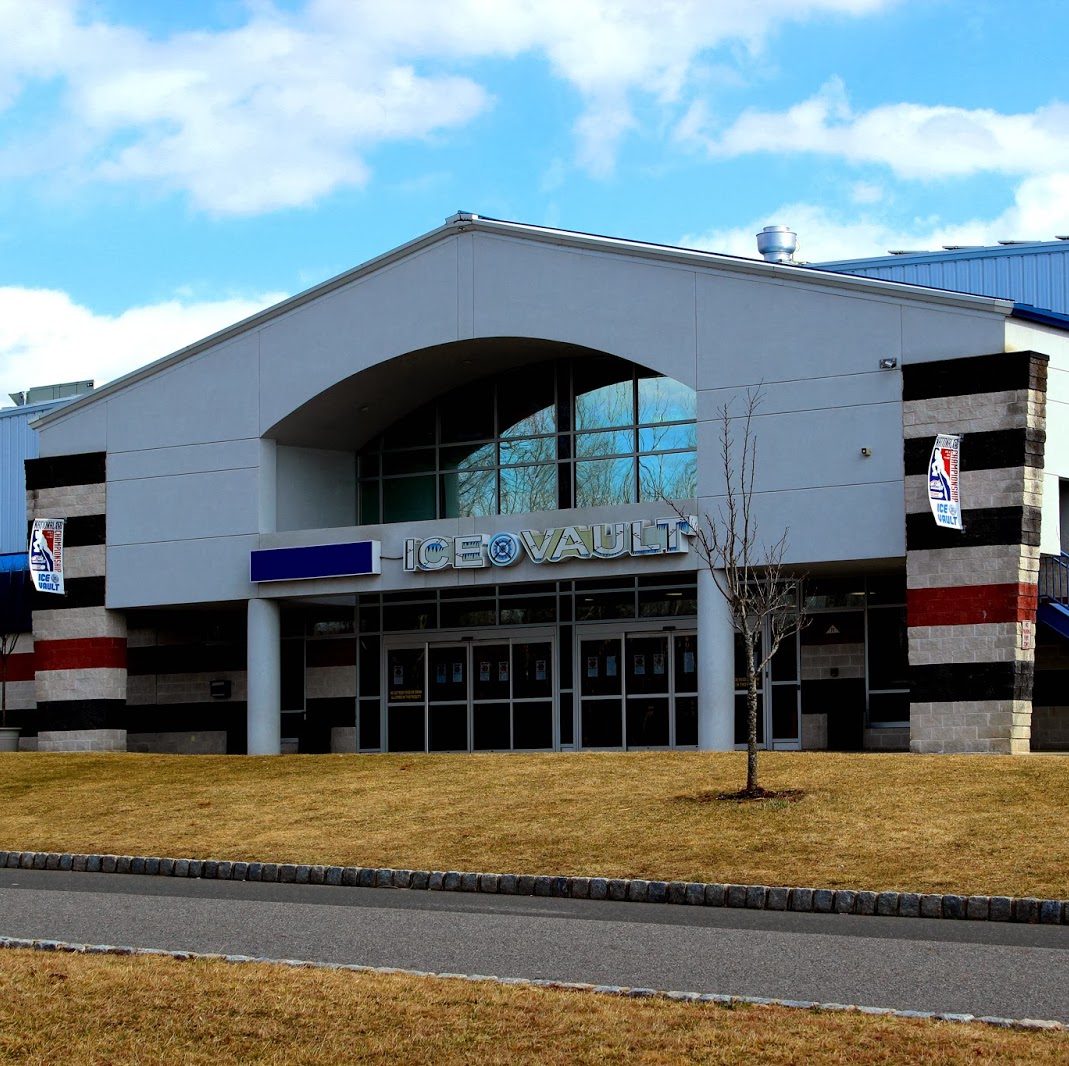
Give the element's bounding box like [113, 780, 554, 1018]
[33, 699, 127, 733]
[903, 351, 1047, 402]
[25, 452, 106, 491]
[905, 506, 1040, 551]
[911, 661, 1033, 704]
[903, 428, 1045, 475]
[26, 513, 105, 548]
[31, 576, 106, 611]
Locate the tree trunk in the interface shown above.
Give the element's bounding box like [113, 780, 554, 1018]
[745, 632, 759, 793]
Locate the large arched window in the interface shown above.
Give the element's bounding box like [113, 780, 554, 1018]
[357, 357, 695, 524]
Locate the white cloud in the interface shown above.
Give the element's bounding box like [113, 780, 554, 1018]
[681, 172, 1069, 263]
[0, 0, 901, 212]
[0, 287, 286, 400]
[683, 76, 1069, 180]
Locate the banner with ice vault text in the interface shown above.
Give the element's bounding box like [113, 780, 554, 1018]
[29, 518, 65, 594]
[928, 434, 962, 531]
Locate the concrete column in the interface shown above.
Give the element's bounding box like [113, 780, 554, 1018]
[247, 596, 281, 755]
[697, 567, 736, 750]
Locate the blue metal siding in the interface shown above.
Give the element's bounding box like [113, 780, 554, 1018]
[815, 244, 1069, 315]
[0, 400, 71, 554]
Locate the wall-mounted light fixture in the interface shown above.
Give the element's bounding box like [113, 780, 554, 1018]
[860, 447, 872, 457]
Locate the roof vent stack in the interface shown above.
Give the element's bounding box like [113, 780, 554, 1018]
[756, 225, 797, 264]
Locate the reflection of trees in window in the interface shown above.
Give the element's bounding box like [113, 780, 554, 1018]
[357, 357, 697, 523]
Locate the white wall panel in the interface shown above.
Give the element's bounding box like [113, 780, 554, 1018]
[695, 274, 903, 390]
[472, 235, 698, 386]
[106, 335, 260, 452]
[257, 240, 460, 434]
[107, 468, 259, 545]
[107, 535, 258, 608]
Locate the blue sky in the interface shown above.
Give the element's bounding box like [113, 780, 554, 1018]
[2, 0, 1068, 398]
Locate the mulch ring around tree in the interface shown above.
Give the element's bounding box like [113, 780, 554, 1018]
[674, 787, 807, 805]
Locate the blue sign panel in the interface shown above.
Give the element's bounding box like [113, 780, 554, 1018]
[251, 541, 380, 582]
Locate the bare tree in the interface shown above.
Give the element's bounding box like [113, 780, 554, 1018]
[680, 387, 805, 796]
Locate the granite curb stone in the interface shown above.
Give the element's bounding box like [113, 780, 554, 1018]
[0, 935, 1059, 1033]
[6, 849, 1068, 926]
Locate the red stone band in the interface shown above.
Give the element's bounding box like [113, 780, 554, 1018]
[907, 584, 1038, 627]
[33, 637, 128, 672]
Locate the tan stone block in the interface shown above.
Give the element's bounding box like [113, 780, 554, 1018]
[36, 667, 126, 703]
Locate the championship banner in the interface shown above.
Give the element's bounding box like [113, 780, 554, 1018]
[29, 518, 65, 594]
[928, 434, 962, 531]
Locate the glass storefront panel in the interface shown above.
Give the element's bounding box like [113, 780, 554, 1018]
[387, 647, 425, 704]
[473, 702, 510, 750]
[580, 637, 622, 696]
[387, 706, 424, 752]
[626, 697, 669, 747]
[500, 436, 556, 466]
[582, 699, 623, 748]
[512, 641, 552, 699]
[869, 691, 909, 725]
[428, 646, 465, 702]
[514, 701, 553, 749]
[638, 450, 696, 501]
[868, 606, 909, 690]
[442, 469, 497, 518]
[575, 429, 633, 458]
[637, 424, 697, 453]
[675, 695, 698, 746]
[625, 635, 669, 696]
[638, 374, 696, 425]
[771, 685, 800, 742]
[499, 464, 556, 514]
[674, 634, 698, 692]
[575, 379, 634, 430]
[382, 476, 436, 523]
[473, 644, 511, 701]
[428, 704, 467, 752]
[358, 698, 380, 751]
[575, 458, 634, 507]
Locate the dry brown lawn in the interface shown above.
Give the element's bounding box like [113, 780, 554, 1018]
[1, 750, 1068, 897]
[0, 948, 1064, 1065]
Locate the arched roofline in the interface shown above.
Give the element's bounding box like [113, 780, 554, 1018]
[264, 337, 686, 451]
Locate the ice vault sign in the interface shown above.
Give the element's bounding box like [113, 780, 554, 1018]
[403, 517, 695, 572]
[29, 518, 65, 594]
[928, 433, 962, 531]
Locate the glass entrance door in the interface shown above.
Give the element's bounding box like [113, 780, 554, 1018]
[733, 626, 801, 751]
[578, 628, 698, 749]
[385, 631, 555, 752]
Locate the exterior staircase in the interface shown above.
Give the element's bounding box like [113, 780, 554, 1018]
[1038, 552, 1069, 639]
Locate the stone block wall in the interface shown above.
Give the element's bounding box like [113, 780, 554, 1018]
[25, 453, 128, 741]
[902, 352, 1047, 753]
[1031, 707, 1069, 750]
[37, 728, 126, 752]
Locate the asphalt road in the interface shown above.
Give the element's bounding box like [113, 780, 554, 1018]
[2, 869, 1068, 1022]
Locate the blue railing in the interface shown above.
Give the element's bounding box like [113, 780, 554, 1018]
[1039, 552, 1069, 605]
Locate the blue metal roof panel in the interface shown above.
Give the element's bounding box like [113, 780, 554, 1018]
[0, 397, 76, 554]
[815, 243, 1069, 315]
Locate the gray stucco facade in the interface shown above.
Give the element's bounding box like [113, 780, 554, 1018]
[16, 215, 1069, 755]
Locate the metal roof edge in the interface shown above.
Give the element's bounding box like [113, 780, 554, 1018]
[1010, 303, 1069, 331]
[33, 214, 1016, 431]
[815, 240, 1069, 270]
[0, 395, 79, 420]
[466, 216, 1016, 312]
[31, 220, 463, 430]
